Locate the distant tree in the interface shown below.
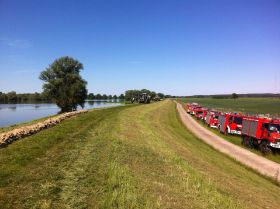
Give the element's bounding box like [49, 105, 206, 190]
[33, 92, 42, 101]
[213, 95, 228, 99]
[140, 89, 151, 94]
[102, 94, 108, 99]
[39, 56, 88, 112]
[232, 93, 238, 99]
[113, 95, 118, 100]
[150, 91, 156, 99]
[119, 94, 125, 100]
[108, 95, 113, 100]
[88, 93, 95, 100]
[7, 91, 17, 103]
[157, 93, 165, 99]
[125, 90, 140, 101]
[96, 94, 102, 99]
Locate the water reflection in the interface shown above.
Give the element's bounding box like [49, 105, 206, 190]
[34, 105, 40, 109]
[0, 101, 122, 127]
[8, 106, 17, 111]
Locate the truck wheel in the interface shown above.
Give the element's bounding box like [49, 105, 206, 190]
[259, 141, 271, 155]
[241, 136, 245, 145]
[244, 137, 253, 148]
[225, 128, 229, 135]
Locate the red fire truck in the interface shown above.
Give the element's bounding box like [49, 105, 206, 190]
[186, 103, 196, 114]
[205, 111, 219, 128]
[241, 117, 280, 154]
[186, 103, 199, 115]
[202, 108, 208, 121]
[194, 107, 204, 120]
[218, 113, 243, 135]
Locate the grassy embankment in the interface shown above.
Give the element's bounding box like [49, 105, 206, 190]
[180, 97, 280, 163]
[0, 100, 279, 209]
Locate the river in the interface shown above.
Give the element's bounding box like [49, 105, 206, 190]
[0, 101, 122, 127]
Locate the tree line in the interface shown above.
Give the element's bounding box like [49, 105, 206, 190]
[87, 93, 125, 100]
[0, 91, 126, 104]
[125, 89, 168, 101]
[0, 91, 51, 103]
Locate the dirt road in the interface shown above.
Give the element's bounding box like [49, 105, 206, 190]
[176, 101, 280, 181]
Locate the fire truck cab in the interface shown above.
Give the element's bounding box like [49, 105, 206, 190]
[194, 107, 206, 120]
[206, 111, 219, 128]
[218, 113, 243, 135]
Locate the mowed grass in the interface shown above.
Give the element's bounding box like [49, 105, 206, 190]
[182, 97, 280, 116]
[0, 100, 280, 209]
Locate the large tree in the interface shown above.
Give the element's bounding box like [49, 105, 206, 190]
[39, 56, 88, 112]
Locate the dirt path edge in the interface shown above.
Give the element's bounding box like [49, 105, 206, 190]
[175, 101, 280, 182]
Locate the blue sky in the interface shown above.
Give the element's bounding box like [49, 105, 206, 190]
[0, 0, 279, 96]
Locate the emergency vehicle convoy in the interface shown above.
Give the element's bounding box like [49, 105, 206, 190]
[186, 102, 280, 155]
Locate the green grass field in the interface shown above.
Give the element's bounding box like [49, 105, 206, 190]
[0, 100, 279, 209]
[181, 97, 280, 116]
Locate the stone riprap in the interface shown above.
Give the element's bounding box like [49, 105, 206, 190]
[0, 110, 88, 148]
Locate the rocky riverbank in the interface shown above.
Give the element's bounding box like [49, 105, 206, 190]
[0, 110, 88, 148]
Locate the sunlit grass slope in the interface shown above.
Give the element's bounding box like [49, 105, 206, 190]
[0, 100, 279, 208]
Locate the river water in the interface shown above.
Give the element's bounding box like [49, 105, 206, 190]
[0, 101, 122, 127]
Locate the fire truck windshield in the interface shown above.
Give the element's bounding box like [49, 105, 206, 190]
[234, 117, 243, 125]
[197, 111, 203, 114]
[269, 124, 280, 133]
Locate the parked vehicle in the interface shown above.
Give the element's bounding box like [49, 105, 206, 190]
[218, 113, 243, 135]
[139, 93, 151, 103]
[194, 107, 204, 119]
[186, 103, 199, 115]
[191, 106, 202, 116]
[206, 110, 219, 128]
[202, 108, 208, 121]
[194, 107, 208, 120]
[241, 117, 280, 154]
[131, 93, 151, 103]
